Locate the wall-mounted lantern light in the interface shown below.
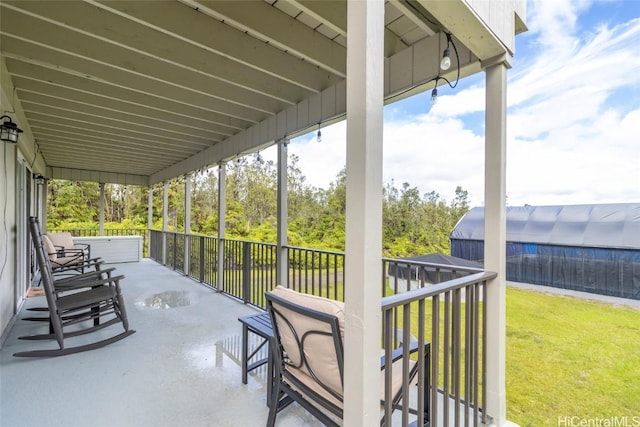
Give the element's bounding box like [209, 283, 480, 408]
[0, 115, 24, 143]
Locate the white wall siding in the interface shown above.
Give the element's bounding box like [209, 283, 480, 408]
[0, 143, 17, 338]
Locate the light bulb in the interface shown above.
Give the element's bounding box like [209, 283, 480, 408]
[431, 87, 438, 105]
[316, 128, 322, 143]
[440, 48, 451, 71]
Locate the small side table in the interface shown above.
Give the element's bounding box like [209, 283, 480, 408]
[238, 312, 274, 405]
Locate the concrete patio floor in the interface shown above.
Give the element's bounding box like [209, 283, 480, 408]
[0, 259, 323, 427]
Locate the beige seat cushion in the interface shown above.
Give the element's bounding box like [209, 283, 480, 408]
[43, 234, 84, 267]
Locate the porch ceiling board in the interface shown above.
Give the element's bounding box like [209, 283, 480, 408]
[96, 0, 339, 94]
[21, 99, 225, 142]
[42, 154, 166, 176]
[0, 38, 273, 122]
[15, 84, 237, 137]
[2, 2, 298, 113]
[189, 0, 347, 77]
[19, 94, 229, 141]
[0, 0, 523, 185]
[6, 61, 249, 132]
[26, 121, 201, 157]
[23, 111, 212, 150]
[32, 134, 190, 163]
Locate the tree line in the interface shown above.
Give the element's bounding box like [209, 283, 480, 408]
[47, 154, 470, 258]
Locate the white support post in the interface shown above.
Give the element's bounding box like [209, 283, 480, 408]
[38, 179, 47, 226]
[217, 163, 226, 293]
[147, 186, 153, 260]
[99, 183, 105, 236]
[34, 179, 41, 220]
[184, 174, 191, 276]
[276, 138, 288, 287]
[38, 179, 49, 229]
[162, 181, 168, 266]
[484, 62, 508, 426]
[41, 179, 48, 233]
[147, 187, 153, 230]
[344, 1, 385, 425]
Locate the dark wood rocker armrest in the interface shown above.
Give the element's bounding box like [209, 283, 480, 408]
[54, 266, 115, 284]
[73, 257, 102, 266]
[54, 274, 125, 293]
[50, 257, 103, 273]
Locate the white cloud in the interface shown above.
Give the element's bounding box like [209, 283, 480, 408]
[279, 114, 487, 205]
[503, 7, 640, 205]
[430, 85, 485, 117]
[268, 3, 640, 208]
[382, 114, 485, 202]
[289, 123, 347, 188]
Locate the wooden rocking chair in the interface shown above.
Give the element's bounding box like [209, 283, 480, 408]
[14, 217, 135, 358]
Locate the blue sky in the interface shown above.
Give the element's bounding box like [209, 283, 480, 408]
[265, 1, 640, 207]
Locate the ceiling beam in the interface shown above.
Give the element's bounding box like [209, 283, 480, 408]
[20, 94, 226, 141]
[6, 61, 249, 131]
[184, 0, 347, 77]
[94, 0, 339, 93]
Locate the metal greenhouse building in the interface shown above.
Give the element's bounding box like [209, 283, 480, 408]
[450, 204, 640, 300]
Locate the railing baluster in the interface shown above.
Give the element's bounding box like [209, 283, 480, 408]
[199, 236, 205, 283]
[453, 287, 461, 427]
[473, 282, 480, 427]
[417, 299, 427, 426]
[465, 285, 472, 427]
[402, 303, 411, 426]
[444, 290, 451, 426]
[383, 309, 393, 425]
[431, 294, 439, 427]
[482, 282, 488, 425]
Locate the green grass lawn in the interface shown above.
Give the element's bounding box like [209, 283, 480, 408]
[506, 287, 640, 426]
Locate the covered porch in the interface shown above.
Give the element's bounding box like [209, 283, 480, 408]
[0, 259, 303, 426]
[1, 1, 527, 425]
[2, 258, 492, 426]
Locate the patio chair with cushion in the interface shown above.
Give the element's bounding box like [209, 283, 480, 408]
[14, 217, 134, 357]
[265, 286, 430, 427]
[42, 232, 97, 275]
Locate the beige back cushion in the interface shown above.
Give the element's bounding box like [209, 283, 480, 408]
[269, 286, 345, 399]
[269, 287, 417, 413]
[42, 235, 58, 260]
[47, 232, 75, 251]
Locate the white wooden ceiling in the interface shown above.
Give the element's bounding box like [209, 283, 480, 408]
[0, 0, 524, 185]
